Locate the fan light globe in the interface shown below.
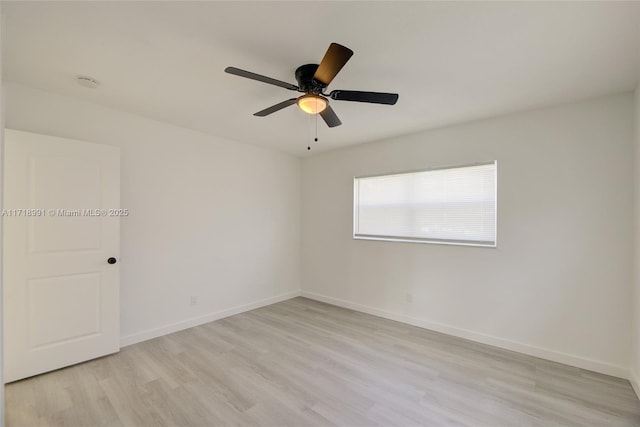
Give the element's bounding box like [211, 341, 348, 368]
[297, 94, 327, 114]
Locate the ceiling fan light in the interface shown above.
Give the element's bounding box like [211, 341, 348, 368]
[297, 94, 327, 114]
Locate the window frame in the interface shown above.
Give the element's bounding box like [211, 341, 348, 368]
[353, 161, 497, 248]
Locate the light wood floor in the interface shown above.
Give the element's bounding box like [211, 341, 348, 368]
[6, 297, 640, 426]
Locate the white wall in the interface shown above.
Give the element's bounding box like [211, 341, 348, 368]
[632, 84, 640, 393]
[302, 93, 634, 377]
[4, 82, 301, 345]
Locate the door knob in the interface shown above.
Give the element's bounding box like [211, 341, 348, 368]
[107, 257, 117, 265]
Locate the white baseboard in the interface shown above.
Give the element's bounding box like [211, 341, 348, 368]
[120, 288, 630, 381]
[301, 290, 629, 379]
[630, 369, 640, 399]
[120, 290, 301, 347]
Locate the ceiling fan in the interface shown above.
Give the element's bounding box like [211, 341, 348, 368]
[224, 43, 399, 128]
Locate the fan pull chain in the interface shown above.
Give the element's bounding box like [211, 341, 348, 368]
[315, 111, 319, 144]
[307, 112, 312, 151]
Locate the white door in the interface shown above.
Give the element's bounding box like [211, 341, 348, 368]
[3, 129, 120, 383]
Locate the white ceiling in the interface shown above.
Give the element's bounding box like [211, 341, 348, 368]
[3, 1, 640, 156]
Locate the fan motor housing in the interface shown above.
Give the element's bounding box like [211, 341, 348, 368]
[295, 64, 326, 94]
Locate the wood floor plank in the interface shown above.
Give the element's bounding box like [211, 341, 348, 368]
[6, 297, 640, 426]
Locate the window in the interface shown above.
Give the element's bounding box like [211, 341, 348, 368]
[353, 161, 497, 247]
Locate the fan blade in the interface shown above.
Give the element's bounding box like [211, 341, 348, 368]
[319, 105, 342, 128]
[254, 98, 298, 117]
[225, 67, 298, 91]
[313, 43, 354, 86]
[329, 90, 398, 105]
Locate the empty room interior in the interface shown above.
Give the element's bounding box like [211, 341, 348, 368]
[2, 1, 640, 426]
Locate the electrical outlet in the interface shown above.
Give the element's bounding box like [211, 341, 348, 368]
[190, 296, 198, 306]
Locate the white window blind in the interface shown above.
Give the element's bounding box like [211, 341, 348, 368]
[353, 162, 497, 246]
